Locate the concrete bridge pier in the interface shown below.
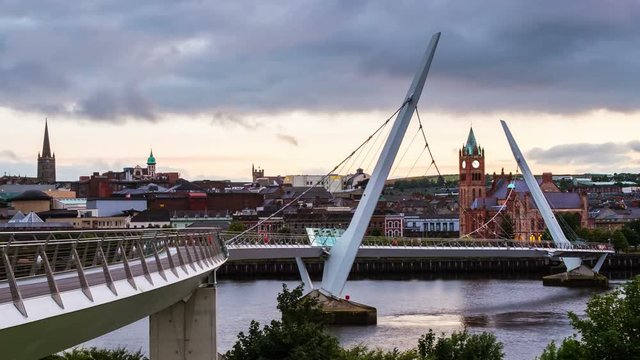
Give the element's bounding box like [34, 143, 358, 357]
[150, 281, 218, 360]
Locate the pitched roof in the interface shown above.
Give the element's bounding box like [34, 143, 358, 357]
[536, 192, 582, 210]
[491, 178, 542, 199]
[9, 211, 45, 223]
[488, 177, 580, 209]
[8, 211, 25, 223]
[11, 190, 52, 201]
[169, 179, 205, 192]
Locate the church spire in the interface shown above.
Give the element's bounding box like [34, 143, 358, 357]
[464, 127, 478, 155]
[147, 149, 156, 165]
[42, 119, 52, 158]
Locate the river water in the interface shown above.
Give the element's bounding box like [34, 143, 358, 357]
[83, 276, 628, 360]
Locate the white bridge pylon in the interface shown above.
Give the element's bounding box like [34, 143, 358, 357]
[319, 32, 441, 297]
[500, 120, 583, 272]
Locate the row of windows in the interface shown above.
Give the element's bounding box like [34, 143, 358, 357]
[385, 229, 402, 237]
[459, 173, 483, 182]
[459, 187, 483, 202]
[386, 220, 402, 228]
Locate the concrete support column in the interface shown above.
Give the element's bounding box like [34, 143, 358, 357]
[150, 284, 217, 360]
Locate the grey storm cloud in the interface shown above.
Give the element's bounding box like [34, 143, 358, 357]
[276, 133, 299, 146]
[527, 141, 640, 166]
[1, 0, 640, 122]
[79, 87, 156, 121]
[0, 150, 19, 161]
[210, 112, 259, 130]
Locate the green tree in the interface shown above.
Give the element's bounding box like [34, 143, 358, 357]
[42, 347, 147, 360]
[340, 346, 417, 360]
[417, 329, 504, 360]
[228, 221, 246, 232]
[499, 214, 514, 239]
[558, 213, 581, 233]
[370, 228, 383, 237]
[538, 276, 640, 360]
[611, 230, 628, 252]
[225, 284, 341, 360]
[622, 220, 640, 249]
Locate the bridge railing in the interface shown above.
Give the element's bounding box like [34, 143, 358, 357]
[220, 231, 613, 252]
[0, 228, 227, 317]
[220, 231, 311, 246]
[359, 237, 613, 251]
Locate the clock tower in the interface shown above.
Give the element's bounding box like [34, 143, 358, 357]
[459, 127, 485, 235]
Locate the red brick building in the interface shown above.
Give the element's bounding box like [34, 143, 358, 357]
[458, 127, 588, 240]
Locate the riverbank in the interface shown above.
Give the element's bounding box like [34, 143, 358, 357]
[218, 254, 640, 277]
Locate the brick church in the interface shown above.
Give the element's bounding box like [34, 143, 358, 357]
[458, 127, 588, 240]
[37, 120, 56, 183]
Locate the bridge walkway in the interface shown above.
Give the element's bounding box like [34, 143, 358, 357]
[0, 245, 224, 306]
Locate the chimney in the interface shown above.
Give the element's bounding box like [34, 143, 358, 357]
[542, 172, 553, 184]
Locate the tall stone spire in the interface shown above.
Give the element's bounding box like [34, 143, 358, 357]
[42, 119, 52, 158]
[37, 119, 56, 183]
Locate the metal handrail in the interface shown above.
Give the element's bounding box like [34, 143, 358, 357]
[0, 228, 228, 318]
[221, 231, 614, 252]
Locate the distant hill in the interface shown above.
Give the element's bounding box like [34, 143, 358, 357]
[385, 174, 458, 186]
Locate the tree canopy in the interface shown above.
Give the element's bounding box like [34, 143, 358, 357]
[538, 276, 640, 360]
[226, 284, 505, 360]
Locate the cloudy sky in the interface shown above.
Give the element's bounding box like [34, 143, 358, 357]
[1, 1, 640, 181]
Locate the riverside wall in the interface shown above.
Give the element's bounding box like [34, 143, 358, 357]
[218, 254, 640, 277]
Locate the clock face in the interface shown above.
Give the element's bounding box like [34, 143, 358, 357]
[461, 160, 466, 169]
[472, 160, 480, 169]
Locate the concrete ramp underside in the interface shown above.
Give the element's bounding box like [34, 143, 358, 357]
[0, 243, 227, 360]
[0, 272, 210, 360]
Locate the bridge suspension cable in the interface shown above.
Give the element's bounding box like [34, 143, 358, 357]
[415, 106, 443, 178]
[458, 166, 520, 239]
[226, 102, 407, 245]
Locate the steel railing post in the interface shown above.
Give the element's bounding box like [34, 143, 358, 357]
[2, 247, 27, 317]
[39, 245, 64, 309]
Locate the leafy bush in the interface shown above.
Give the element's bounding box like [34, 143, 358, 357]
[538, 276, 640, 360]
[417, 329, 504, 360]
[225, 284, 341, 360]
[226, 284, 505, 360]
[42, 347, 147, 360]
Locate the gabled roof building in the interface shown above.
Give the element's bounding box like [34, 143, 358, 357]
[458, 127, 588, 240]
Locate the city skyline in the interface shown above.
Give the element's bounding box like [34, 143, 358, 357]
[1, 1, 640, 180]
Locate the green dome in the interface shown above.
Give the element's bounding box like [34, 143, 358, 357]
[147, 150, 156, 165]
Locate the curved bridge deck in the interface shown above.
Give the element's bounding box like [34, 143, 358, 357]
[223, 233, 614, 261]
[0, 228, 228, 360]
